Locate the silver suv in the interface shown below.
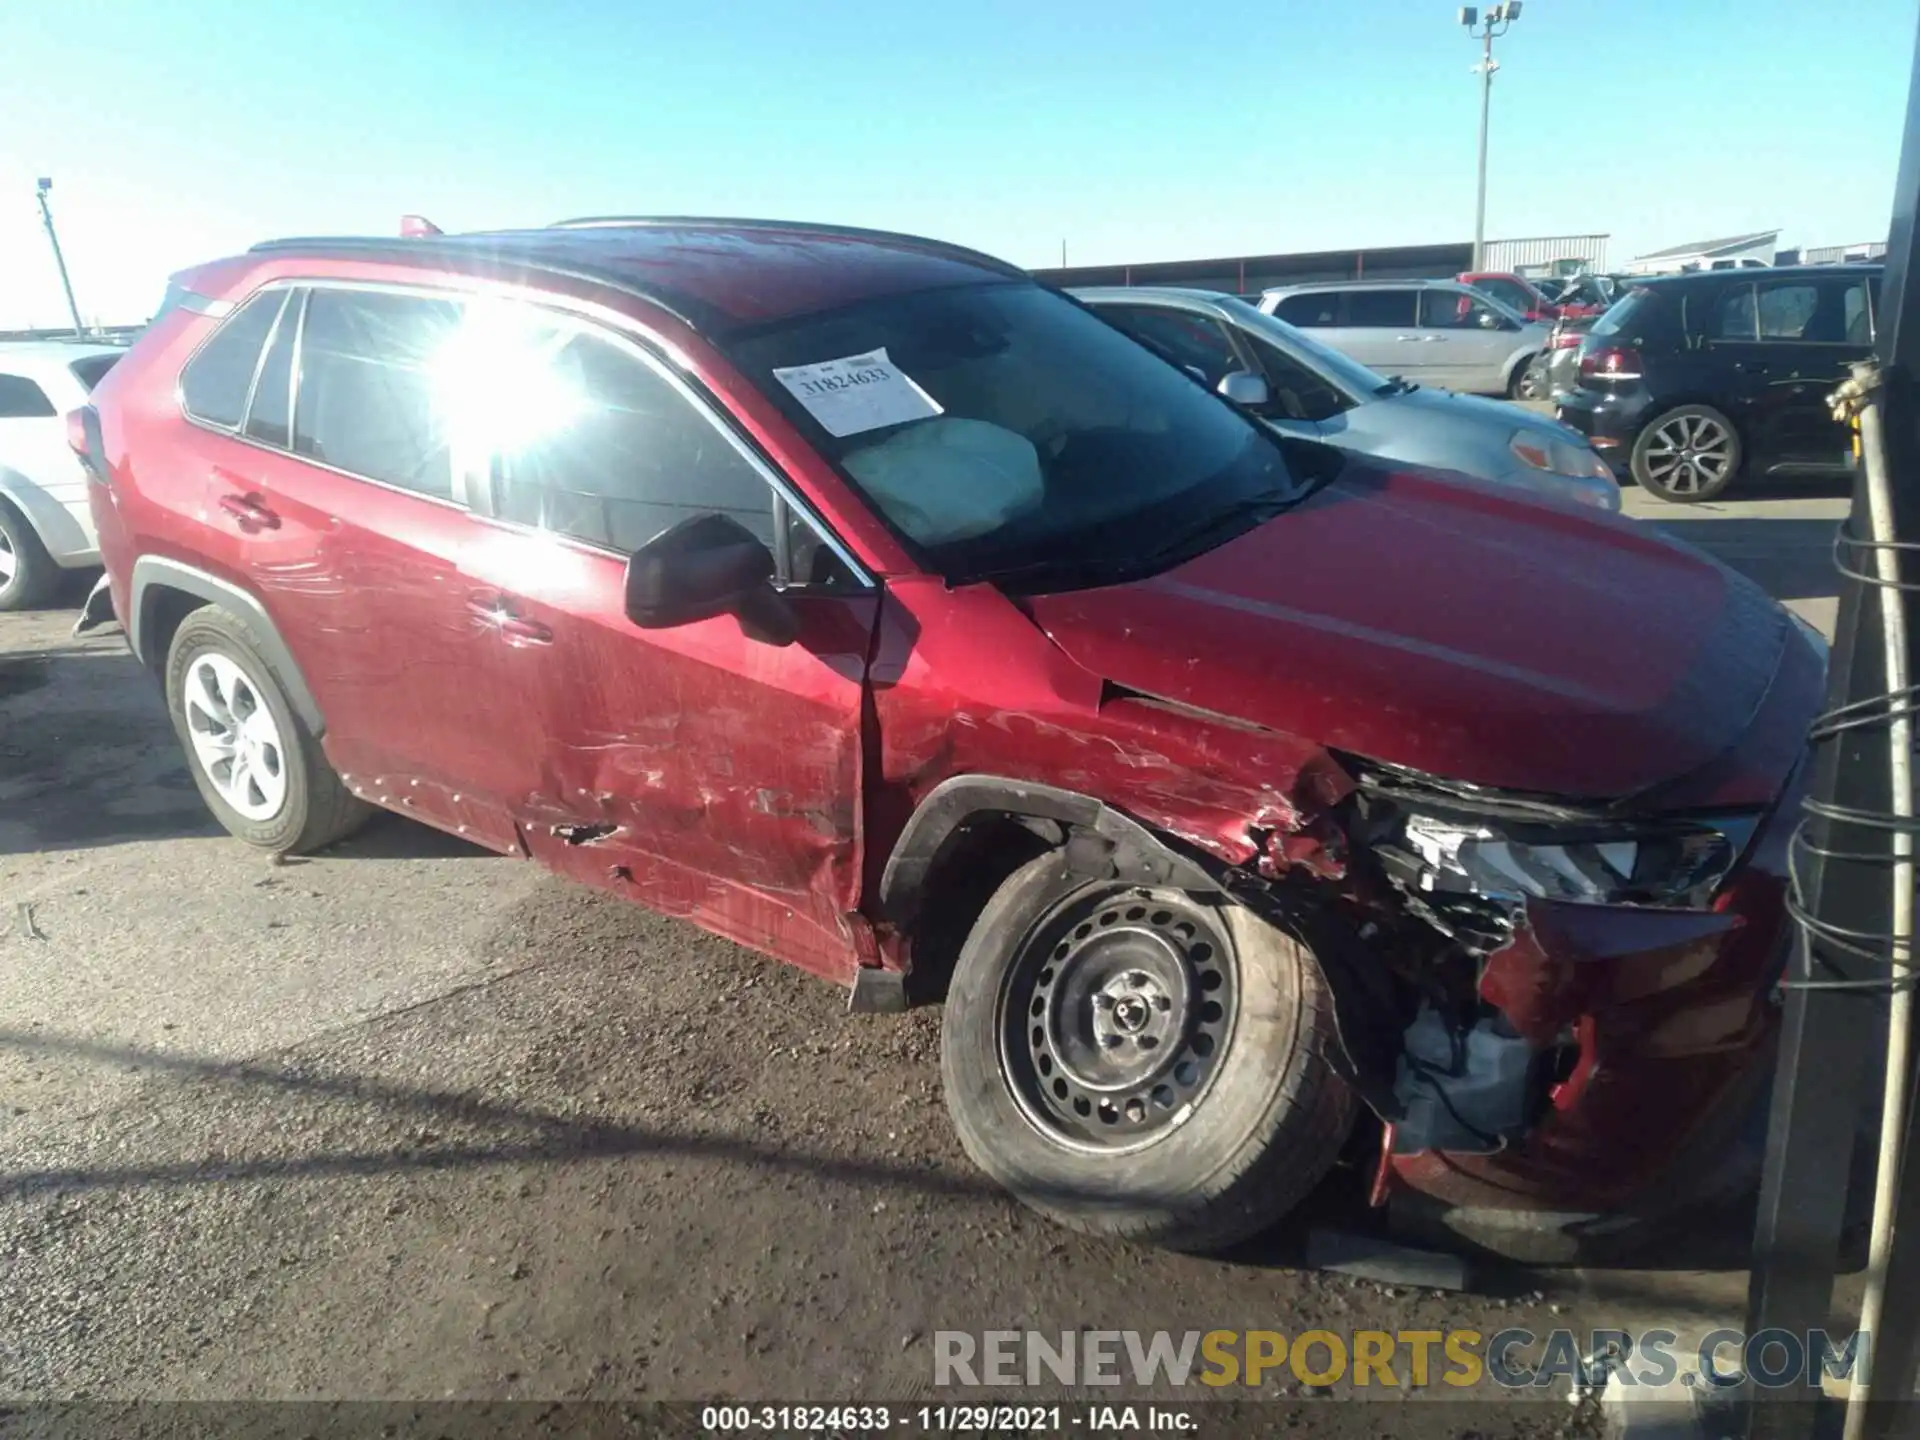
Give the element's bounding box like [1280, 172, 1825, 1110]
[1258, 279, 1550, 398]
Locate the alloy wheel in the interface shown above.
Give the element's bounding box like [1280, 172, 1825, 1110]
[1643, 414, 1734, 497]
[182, 651, 288, 820]
[999, 888, 1237, 1154]
[0, 529, 16, 588]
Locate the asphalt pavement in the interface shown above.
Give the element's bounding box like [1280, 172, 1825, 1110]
[0, 482, 1859, 1429]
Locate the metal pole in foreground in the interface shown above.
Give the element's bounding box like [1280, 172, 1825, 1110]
[1459, 3, 1519, 271]
[1472, 26, 1492, 270]
[1745, 14, 1920, 1439]
[34, 178, 85, 336]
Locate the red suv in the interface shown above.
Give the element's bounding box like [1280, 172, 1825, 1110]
[76, 218, 1821, 1261]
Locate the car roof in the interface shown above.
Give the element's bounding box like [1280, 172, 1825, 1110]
[1261, 278, 1471, 296]
[1631, 263, 1884, 290]
[1070, 285, 1239, 306]
[236, 217, 1028, 336]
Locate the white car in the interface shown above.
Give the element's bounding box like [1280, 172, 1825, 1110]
[0, 340, 126, 609]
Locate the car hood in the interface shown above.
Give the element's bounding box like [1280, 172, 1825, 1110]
[1025, 459, 1803, 807]
[1382, 384, 1568, 438]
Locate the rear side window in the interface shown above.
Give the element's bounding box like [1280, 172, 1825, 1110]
[1344, 290, 1418, 327]
[0, 374, 56, 419]
[69, 354, 121, 391]
[293, 289, 464, 499]
[181, 291, 287, 427]
[1711, 285, 1758, 341]
[1756, 283, 1819, 339]
[1272, 294, 1337, 327]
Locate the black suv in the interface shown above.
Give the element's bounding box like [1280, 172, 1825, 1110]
[1555, 265, 1879, 502]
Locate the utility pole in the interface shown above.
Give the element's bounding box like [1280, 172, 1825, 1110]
[35, 178, 85, 336]
[1459, 3, 1522, 271]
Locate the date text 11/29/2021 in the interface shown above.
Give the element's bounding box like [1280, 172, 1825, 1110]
[699, 1405, 1196, 1432]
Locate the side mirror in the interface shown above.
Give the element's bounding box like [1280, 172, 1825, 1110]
[1216, 370, 1271, 408]
[623, 512, 798, 646]
[1478, 311, 1505, 330]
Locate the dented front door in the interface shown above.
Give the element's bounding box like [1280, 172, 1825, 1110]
[447, 308, 875, 981]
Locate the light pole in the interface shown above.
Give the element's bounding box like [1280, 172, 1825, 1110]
[34, 177, 86, 335]
[1459, 3, 1521, 272]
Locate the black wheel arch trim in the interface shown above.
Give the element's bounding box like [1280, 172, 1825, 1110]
[128, 555, 326, 736]
[877, 775, 1219, 927]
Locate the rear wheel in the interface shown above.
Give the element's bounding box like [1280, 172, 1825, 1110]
[0, 501, 59, 611]
[1631, 404, 1742, 502]
[165, 607, 370, 854]
[940, 852, 1355, 1253]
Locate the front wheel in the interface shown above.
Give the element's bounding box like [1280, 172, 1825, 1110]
[940, 852, 1355, 1253]
[1509, 355, 1544, 401]
[0, 501, 59, 611]
[1631, 404, 1742, 502]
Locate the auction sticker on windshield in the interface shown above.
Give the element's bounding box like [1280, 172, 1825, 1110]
[772, 348, 944, 437]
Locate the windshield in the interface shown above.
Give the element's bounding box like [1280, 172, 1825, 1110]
[1208, 295, 1388, 399]
[725, 282, 1298, 586]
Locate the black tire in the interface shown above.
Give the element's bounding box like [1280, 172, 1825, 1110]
[940, 851, 1355, 1253]
[0, 500, 60, 612]
[1630, 403, 1742, 503]
[1508, 356, 1542, 400]
[164, 607, 370, 854]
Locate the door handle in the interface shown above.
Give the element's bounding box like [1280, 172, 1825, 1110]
[466, 593, 553, 646]
[217, 492, 280, 530]
[1394, 335, 1422, 342]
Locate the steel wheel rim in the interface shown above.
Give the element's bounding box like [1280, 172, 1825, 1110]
[998, 886, 1238, 1155]
[183, 652, 287, 820]
[1644, 415, 1733, 496]
[0, 529, 16, 585]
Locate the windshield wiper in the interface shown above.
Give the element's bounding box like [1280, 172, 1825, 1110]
[1375, 375, 1419, 396]
[1137, 487, 1303, 567]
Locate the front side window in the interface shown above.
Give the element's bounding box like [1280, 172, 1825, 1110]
[1471, 276, 1533, 312]
[0, 374, 56, 419]
[293, 289, 464, 499]
[440, 306, 777, 555]
[1099, 305, 1243, 386]
[181, 290, 286, 427]
[724, 281, 1297, 587]
[1420, 289, 1505, 330]
[1344, 290, 1418, 327]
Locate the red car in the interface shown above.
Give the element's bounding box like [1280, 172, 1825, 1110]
[74, 218, 1820, 1262]
[1457, 270, 1605, 322]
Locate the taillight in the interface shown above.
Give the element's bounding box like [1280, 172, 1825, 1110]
[1579, 345, 1644, 383]
[66, 405, 106, 480]
[1549, 329, 1583, 350]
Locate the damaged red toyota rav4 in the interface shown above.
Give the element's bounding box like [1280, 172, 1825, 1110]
[73, 218, 1821, 1262]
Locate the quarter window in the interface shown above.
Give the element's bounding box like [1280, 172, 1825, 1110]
[293, 289, 465, 500]
[181, 290, 287, 427]
[476, 319, 778, 555]
[0, 374, 56, 419]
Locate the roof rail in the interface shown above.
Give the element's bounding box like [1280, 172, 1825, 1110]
[546, 215, 1026, 278]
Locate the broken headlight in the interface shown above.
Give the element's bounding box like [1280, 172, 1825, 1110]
[1376, 811, 1759, 910]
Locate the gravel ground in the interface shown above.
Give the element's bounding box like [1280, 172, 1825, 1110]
[0, 488, 1861, 1433]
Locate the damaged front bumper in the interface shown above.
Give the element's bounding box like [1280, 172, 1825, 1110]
[1370, 760, 1806, 1263]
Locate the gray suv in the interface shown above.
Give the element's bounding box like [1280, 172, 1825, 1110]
[1259, 280, 1551, 398]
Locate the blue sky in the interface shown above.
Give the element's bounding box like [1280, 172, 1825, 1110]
[0, 0, 1912, 327]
